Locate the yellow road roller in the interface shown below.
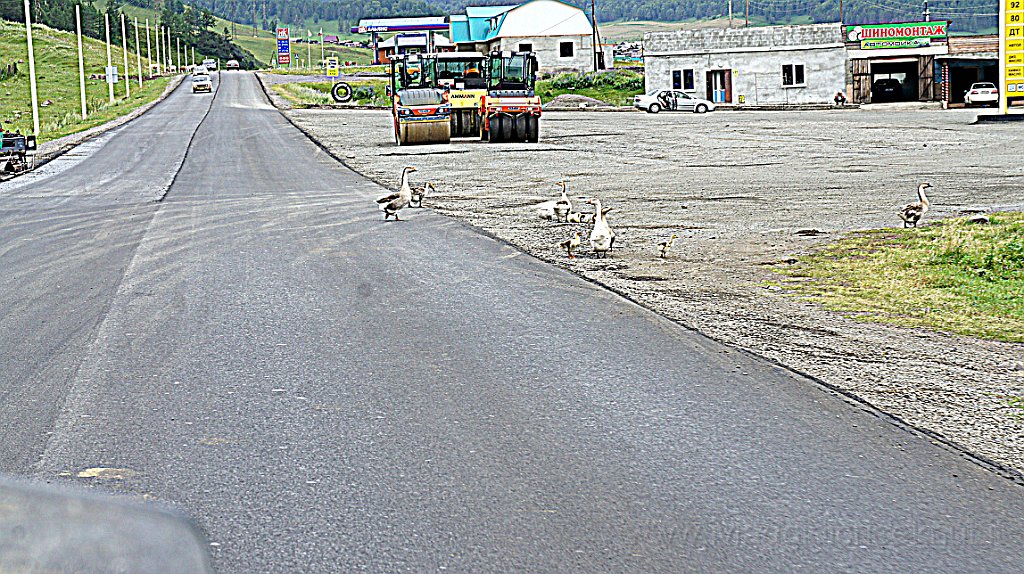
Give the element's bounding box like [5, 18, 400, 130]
[389, 54, 452, 146]
[479, 51, 542, 143]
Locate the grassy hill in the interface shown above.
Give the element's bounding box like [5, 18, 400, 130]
[0, 19, 171, 143]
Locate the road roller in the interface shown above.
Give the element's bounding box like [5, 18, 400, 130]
[478, 51, 542, 143]
[388, 54, 452, 146]
[432, 52, 487, 138]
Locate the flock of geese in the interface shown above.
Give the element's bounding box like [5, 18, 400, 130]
[377, 166, 937, 257]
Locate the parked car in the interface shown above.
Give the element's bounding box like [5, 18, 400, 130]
[192, 74, 212, 93]
[871, 78, 903, 102]
[634, 89, 715, 113]
[964, 82, 998, 107]
[226, 59, 240, 70]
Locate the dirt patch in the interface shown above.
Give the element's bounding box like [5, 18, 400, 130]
[284, 106, 1024, 478]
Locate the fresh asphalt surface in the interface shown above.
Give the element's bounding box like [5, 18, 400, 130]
[2, 72, 1023, 572]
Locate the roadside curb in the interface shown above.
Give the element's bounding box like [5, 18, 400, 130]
[33, 74, 185, 169]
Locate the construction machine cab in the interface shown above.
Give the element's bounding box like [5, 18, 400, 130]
[486, 51, 538, 97]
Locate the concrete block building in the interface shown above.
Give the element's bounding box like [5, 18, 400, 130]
[644, 23, 847, 105]
[450, 0, 613, 73]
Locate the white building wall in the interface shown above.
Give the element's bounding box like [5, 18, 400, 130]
[645, 47, 847, 104]
[644, 23, 847, 105]
[494, 35, 598, 72]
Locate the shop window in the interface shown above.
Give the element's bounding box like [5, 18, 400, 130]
[519, 43, 533, 53]
[559, 41, 574, 58]
[782, 64, 806, 87]
[683, 69, 695, 90]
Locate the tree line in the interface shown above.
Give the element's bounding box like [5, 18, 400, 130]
[0, 0, 256, 68]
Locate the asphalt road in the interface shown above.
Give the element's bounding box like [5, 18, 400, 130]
[2, 72, 1024, 573]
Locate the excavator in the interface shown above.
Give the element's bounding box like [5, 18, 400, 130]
[388, 53, 452, 145]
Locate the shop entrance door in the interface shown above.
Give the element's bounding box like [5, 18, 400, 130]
[706, 70, 732, 103]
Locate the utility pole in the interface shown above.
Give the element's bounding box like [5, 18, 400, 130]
[121, 14, 131, 99]
[23, 0, 40, 136]
[154, 24, 161, 74]
[134, 17, 142, 89]
[176, 37, 181, 72]
[729, 0, 733, 27]
[145, 20, 152, 76]
[307, 30, 311, 69]
[746, 0, 750, 27]
[75, 4, 87, 120]
[591, 0, 598, 72]
[839, 0, 844, 23]
[104, 13, 115, 104]
[923, 0, 931, 21]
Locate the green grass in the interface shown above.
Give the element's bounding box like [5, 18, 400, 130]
[537, 70, 644, 107]
[773, 213, 1024, 343]
[1, 20, 171, 143]
[272, 79, 387, 107]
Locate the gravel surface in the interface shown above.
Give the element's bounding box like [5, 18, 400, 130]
[282, 104, 1024, 477]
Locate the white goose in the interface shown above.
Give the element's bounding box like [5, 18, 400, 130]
[898, 182, 932, 228]
[376, 166, 416, 221]
[553, 181, 572, 222]
[587, 198, 615, 258]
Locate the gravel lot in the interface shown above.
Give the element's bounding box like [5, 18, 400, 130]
[276, 87, 1024, 477]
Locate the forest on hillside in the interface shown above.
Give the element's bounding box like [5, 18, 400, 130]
[168, 0, 440, 36]
[0, 0, 256, 65]
[430, 0, 997, 32]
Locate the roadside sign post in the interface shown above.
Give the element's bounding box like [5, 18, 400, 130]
[75, 4, 87, 120]
[1002, 0, 1024, 113]
[277, 28, 291, 67]
[326, 56, 339, 78]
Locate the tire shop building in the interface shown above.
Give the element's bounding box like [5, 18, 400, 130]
[845, 21, 950, 104]
[643, 23, 847, 106]
[449, 0, 613, 73]
[936, 35, 1000, 105]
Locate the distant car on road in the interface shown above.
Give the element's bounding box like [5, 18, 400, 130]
[964, 82, 998, 107]
[202, 58, 217, 71]
[872, 78, 903, 102]
[193, 66, 208, 75]
[192, 74, 212, 93]
[226, 59, 240, 70]
[634, 89, 715, 114]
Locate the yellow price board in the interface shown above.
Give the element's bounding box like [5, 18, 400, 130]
[1006, 0, 1024, 98]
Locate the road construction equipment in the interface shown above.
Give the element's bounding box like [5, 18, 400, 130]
[0, 126, 37, 177]
[389, 54, 451, 145]
[433, 52, 487, 137]
[479, 51, 541, 143]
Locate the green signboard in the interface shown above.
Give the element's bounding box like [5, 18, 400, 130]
[846, 21, 948, 50]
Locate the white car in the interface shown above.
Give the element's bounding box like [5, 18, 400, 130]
[202, 58, 217, 71]
[634, 89, 716, 114]
[964, 82, 998, 107]
[192, 74, 212, 93]
[226, 59, 240, 70]
[193, 66, 208, 75]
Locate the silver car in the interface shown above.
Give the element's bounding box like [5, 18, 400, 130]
[634, 89, 716, 114]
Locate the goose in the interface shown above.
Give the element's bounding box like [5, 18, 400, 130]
[553, 181, 572, 222]
[558, 232, 582, 259]
[587, 198, 615, 258]
[410, 181, 433, 208]
[898, 182, 932, 228]
[534, 200, 558, 220]
[657, 233, 677, 258]
[567, 211, 593, 224]
[376, 166, 416, 221]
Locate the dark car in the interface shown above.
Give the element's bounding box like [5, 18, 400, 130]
[872, 78, 903, 103]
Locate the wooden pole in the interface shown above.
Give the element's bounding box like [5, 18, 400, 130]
[75, 4, 87, 119]
[104, 13, 115, 104]
[121, 14, 131, 98]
